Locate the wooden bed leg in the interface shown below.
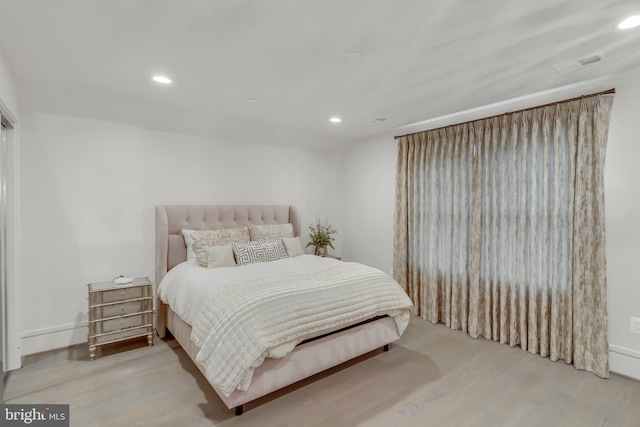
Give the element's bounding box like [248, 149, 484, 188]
[234, 405, 244, 416]
[383, 344, 390, 352]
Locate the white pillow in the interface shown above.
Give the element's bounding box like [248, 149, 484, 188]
[206, 244, 236, 268]
[233, 238, 288, 266]
[249, 223, 294, 240]
[182, 227, 250, 267]
[282, 236, 305, 257]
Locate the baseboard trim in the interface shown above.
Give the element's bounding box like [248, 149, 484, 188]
[609, 344, 640, 381]
[21, 322, 88, 356]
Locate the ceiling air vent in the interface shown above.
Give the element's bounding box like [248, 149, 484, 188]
[552, 53, 604, 74]
[366, 117, 389, 124]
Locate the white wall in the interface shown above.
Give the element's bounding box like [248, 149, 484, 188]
[342, 73, 640, 380]
[0, 50, 18, 116]
[341, 133, 396, 274]
[603, 71, 640, 380]
[19, 112, 343, 354]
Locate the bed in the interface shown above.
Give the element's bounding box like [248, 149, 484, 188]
[155, 205, 412, 415]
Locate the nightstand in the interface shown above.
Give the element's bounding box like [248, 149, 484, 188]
[320, 254, 342, 260]
[87, 277, 154, 360]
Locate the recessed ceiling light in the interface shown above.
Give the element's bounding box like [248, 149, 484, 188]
[618, 15, 640, 29]
[341, 51, 363, 62]
[366, 117, 389, 124]
[329, 117, 342, 123]
[152, 75, 172, 84]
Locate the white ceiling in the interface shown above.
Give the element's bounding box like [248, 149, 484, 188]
[1, 0, 639, 152]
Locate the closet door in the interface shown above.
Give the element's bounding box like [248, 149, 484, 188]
[0, 116, 6, 401]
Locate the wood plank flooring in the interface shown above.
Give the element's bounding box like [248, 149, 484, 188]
[4, 316, 640, 426]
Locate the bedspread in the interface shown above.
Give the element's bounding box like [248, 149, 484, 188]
[190, 262, 413, 397]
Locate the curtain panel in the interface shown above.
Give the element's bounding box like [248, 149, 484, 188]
[394, 94, 613, 378]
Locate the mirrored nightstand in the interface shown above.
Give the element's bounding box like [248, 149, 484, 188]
[87, 277, 154, 360]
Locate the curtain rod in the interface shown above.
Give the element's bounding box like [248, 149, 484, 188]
[394, 88, 615, 140]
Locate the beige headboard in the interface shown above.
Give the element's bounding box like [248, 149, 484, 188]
[155, 205, 300, 285]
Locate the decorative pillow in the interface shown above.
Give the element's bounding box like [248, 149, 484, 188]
[182, 226, 250, 267]
[249, 223, 294, 241]
[233, 238, 288, 266]
[206, 244, 236, 268]
[282, 236, 305, 257]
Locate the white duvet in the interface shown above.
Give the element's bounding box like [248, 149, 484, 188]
[158, 255, 413, 397]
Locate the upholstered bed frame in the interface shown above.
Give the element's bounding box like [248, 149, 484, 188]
[155, 205, 401, 415]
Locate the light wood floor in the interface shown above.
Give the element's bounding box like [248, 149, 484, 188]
[4, 316, 640, 427]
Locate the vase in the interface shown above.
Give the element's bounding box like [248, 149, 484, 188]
[315, 246, 327, 256]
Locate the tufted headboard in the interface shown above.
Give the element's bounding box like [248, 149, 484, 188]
[155, 205, 300, 285]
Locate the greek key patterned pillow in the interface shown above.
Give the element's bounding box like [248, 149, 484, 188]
[249, 223, 294, 240]
[233, 238, 288, 266]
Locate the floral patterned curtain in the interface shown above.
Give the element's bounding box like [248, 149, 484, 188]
[394, 94, 613, 377]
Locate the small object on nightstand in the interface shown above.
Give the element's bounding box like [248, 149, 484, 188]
[87, 277, 154, 360]
[113, 275, 133, 285]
